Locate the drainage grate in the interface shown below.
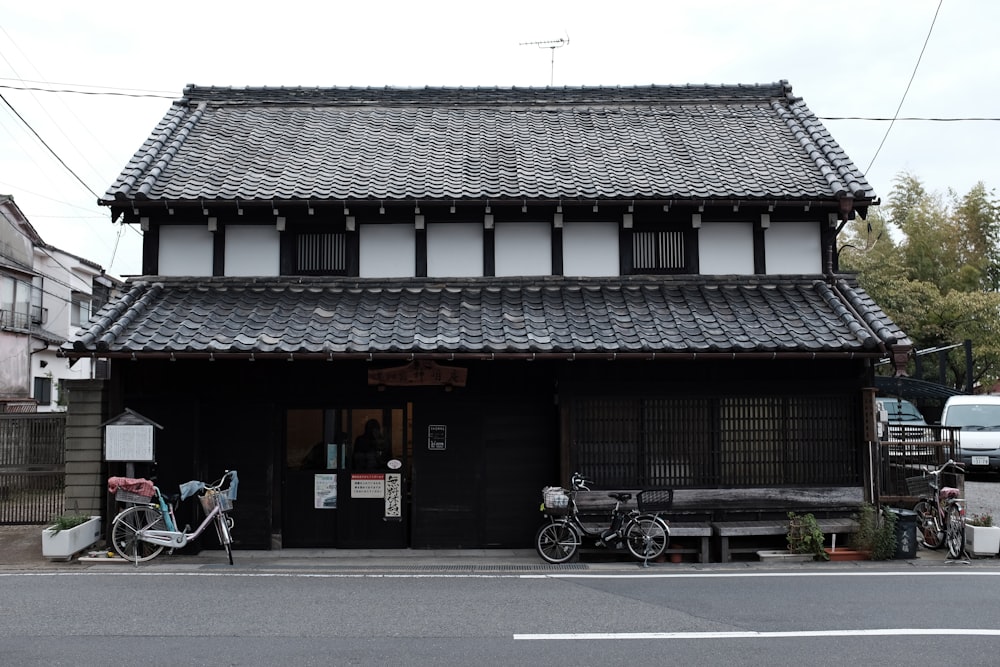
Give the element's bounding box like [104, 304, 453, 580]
[474, 563, 589, 572]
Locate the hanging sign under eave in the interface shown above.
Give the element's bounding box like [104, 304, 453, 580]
[367, 360, 468, 387]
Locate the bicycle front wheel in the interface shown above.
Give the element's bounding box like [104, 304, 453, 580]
[913, 500, 943, 549]
[945, 505, 965, 559]
[110, 505, 166, 563]
[214, 513, 234, 565]
[535, 521, 579, 564]
[626, 515, 669, 561]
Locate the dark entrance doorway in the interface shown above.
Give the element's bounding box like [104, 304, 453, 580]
[282, 405, 410, 548]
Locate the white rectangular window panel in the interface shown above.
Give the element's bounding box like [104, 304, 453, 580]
[698, 222, 754, 275]
[159, 225, 214, 276]
[495, 222, 551, 277]
[765, 222, 822, 274]
[563, 222, 620, 276]
[225, 225, 280, 276]
[427, 223, 483, 277]
[360, 224, 415, 278]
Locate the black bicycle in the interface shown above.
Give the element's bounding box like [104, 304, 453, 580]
[535, 472, 671, 564]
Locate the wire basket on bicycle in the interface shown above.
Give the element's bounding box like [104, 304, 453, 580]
[198, 471, 237, 515]
[541, 486, 573, 515]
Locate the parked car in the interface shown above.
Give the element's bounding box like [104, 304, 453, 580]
[940, 394, 1000, 473]
[877, 396, 934, 460]
[877, 397, 929, 438]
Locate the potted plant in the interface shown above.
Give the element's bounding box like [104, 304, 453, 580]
[965, 512, 1000, 557]
[41, 513, 102, 561]
[836, 503, 896, 561]
[785, 512, 830, 561]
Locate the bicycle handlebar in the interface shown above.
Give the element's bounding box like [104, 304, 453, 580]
[931, 460, 964, 476]
[570, 472, 593, 491]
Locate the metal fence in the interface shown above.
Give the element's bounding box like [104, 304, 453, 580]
[0, 414, 66, 524]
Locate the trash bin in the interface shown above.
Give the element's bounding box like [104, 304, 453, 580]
[888, 507, 918, 559]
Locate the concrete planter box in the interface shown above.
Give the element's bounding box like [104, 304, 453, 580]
[965, 524, 1000, 557]
[756, 550, 813, 562]
[41, 516, 102, 561]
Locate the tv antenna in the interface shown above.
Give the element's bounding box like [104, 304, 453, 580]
[519, 36, 570, 86]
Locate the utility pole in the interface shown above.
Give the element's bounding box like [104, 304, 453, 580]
[519, 37, 570, 86]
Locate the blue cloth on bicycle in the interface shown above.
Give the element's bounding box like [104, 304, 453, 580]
[179, 480, 205, 501]
[227, 470, 239, 501]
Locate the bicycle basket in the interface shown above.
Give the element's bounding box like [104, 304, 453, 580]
[905, 475, 934, 497]
[115, 488, 153, 504]
[199, 489, 234, 514]
[637, 488, 674, 513]
[541, 486, 572, 515]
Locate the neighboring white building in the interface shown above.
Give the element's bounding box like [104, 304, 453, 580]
[0, 195, 119, 412]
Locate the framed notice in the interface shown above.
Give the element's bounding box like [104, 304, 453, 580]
[314, 474, 337, 509]
[104, 424, 155, 462]
[428, 424, 447, 451]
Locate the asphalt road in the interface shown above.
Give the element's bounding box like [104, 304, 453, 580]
[3, 566, 1000, 666]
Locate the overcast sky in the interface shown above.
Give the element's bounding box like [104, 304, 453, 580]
[1, 0, 996, 279]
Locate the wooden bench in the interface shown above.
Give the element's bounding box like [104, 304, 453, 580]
[664, 522, 712, 563]
[570, 485, 864, 563]
[714, 518, 859, 562]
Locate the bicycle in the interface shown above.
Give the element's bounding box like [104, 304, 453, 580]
[109, 470, 238, 565]
[908, 459, 965, 559]
[534, 472, 671, 565]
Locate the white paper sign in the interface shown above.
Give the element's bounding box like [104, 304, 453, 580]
[104, 424, 155, 462]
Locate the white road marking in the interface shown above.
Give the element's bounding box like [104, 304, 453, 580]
[514, 628, 1000, 640]
[2, 569, 1000, 580]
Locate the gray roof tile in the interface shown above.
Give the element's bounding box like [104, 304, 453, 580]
[66, 276, 908, 357]
[103, 83, 874, 207]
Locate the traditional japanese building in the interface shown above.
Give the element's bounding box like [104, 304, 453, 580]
[63, 82, 909, 551]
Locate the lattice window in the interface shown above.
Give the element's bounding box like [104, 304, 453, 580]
[632, 230, 686, 273]
[571, 394, 858, 488]
[297, 232, 346, 274]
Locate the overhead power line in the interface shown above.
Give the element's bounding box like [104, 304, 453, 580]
[0, 92, 100, 200]
[0, 82, 175, 99]
[865, 0, 944, 174]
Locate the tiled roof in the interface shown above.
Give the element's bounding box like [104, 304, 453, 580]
[65, 276, 907, 358]
[103, 82, 874, 206]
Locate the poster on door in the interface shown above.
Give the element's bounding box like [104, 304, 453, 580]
[351, 473, 385, 498]
[314, 473, 337, 509]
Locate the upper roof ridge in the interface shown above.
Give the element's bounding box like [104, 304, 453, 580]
[178, 81, 796, 107]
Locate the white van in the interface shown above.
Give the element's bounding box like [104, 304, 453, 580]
[940, 395, 1000, 473]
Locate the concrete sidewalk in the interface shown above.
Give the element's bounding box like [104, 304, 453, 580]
[4, 523, 991, 572]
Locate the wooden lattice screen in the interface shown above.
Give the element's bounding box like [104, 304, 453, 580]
[570, 394, 859, 488]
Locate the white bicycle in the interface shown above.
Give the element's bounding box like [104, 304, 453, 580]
[109, 470, 238, 565]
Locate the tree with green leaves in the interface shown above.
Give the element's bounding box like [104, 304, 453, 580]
[839, 173, 1000, 390]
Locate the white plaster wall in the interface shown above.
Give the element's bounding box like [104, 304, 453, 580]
[698, 222, 754, 275]
[765, 222, 822, 274]
[427, 223, 483, 277]
[495, 222, 551, 276]
[360, 224, 415, 278]
[225, 225, 280, 276]
[159, 225, 214, 276]
[563, 222, 620, 276]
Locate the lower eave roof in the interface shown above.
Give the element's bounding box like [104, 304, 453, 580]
[62, 275, 909, 361]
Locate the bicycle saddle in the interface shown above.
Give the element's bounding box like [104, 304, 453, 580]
[608, 492, 632, 503]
